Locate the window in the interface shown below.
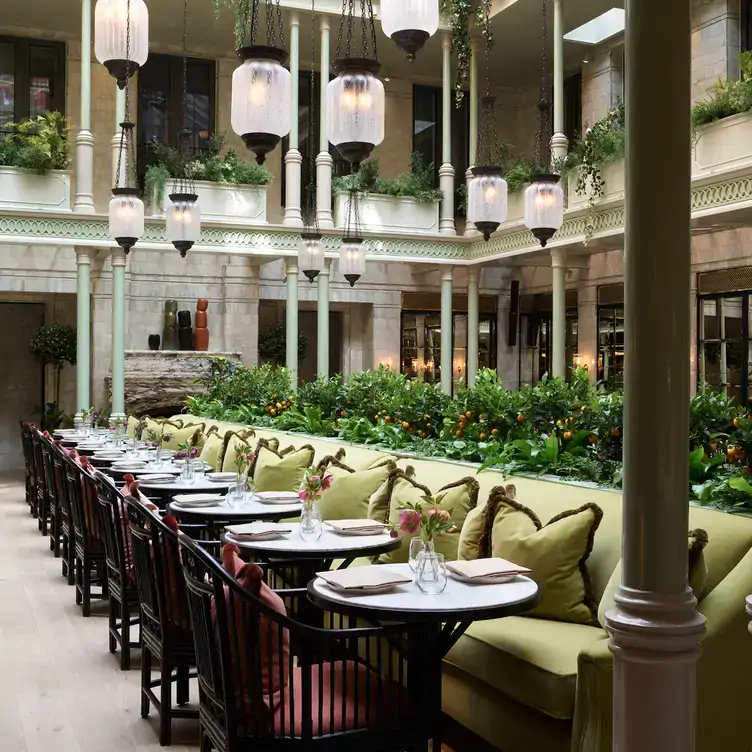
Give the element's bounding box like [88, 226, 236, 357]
[563, 73, 582, 145]
[137, 53, 215, 173]
[597, 305, 625, 390]
[400, 310, 497, 387]
[743, 0, 752, 54]
[0, 36, 65, 132]
[698, 294, 749, 403]
[412, 84, 469, 214]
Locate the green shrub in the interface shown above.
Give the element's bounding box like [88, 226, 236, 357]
[0, 112, 69, 173]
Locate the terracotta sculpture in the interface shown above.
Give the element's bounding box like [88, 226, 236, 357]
[194, 298, 209, 351]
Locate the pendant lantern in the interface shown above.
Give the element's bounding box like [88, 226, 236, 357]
[380, 0, 439, 62]
[95, 0, 149, 88]
[166, 0, 202, 257]
[327, 0, 385, 170]
[339, 190, 365, 286]
[524, 0, 565, 246]
[231, 1, 292, 164]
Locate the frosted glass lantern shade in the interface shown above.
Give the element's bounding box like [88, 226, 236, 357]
[95, 0, 149, 87]
[468, 167, 508, 241]
[109, 188, 144, 254]
[523, 174, 565, 247]
[167, 194, 201, 257]
[381, 0, 439, 61]
[339, 238, 366, 287]
[327, 60, 385, 169]
[231, 47, 292, 165]
[299, 234, 325, 282]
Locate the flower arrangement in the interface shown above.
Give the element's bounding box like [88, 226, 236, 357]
[233, 445, 256, 477]
[390, 495, 457, 541]
[80, 406, 94, 423]
[298, 467, 334, 509]
[134, 419, 148, 441]
[145, 429, 160, 448]
[161, 431, 174, 447]
[175, 441, 200, 461]
[109, 415, 127, 432]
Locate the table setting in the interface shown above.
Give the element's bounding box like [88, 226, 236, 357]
[168, 489, 302, 520]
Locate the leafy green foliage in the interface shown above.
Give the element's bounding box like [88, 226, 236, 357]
[692, 51, 752, 127]
[258, 322, 308, 366]
[0, 112, 69, 173]
[30, 323, 77, 369]
[689, 387, 735, 448]
[144, 134, 272, 209]
[333, 152, 443, 204]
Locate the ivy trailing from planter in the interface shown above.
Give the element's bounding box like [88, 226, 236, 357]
[333, 152, 443, 203]
[144, 133, 272, 211]
[0, 112, 70, 173]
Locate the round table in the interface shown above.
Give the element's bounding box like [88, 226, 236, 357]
[308, 562, 540, 750]
[137, 477, 235, 508]
[168, 495, 303, 533]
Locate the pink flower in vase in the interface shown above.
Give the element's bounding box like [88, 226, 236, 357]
[298, 488, 311, 502]
[427, 507, 451, 521]
[321, 473, 334, 490]
[399, 509, 422, 536]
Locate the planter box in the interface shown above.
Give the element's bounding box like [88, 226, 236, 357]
[0, 166, 71, 212]
[693, 111, 752, 177]
[566, 161, 625, 210]
[334, 191, 440, 235]
[506, 190, 527, 223]
[154, 180, 268, 224]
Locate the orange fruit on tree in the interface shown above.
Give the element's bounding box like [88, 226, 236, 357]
[402, 422, 410, 430]
[479, 433, 487, 441]
[466, 411, 473, 419]
[517, 414, 525, 423]
[734, 418, 742, 429]
[456, 429, 463, 438]
[491, 428, 499, 436]
[611, 427, 621, 438]
[563, 431, 573, 440]
[588, 435, 598, 445]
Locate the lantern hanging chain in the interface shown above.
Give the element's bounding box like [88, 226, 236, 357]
[366, 0, 377, 60]
[478, 0, 496, 167]
[303, 0, 319, 233]
[534, 0, 551, 170]
[177, 0, 191, 194]
[115, 0, 134, 191]
[249, 0, 260, 46]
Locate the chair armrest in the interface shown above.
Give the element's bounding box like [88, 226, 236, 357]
[571, 635, 613, 752]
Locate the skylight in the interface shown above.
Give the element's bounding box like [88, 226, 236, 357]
[564, 8, 625, 46]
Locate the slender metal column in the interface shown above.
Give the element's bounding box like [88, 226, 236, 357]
[75, 248, 92, 423]
[74, 0, 96, 213]
[605, 3, 706, 751]
[439, 33, 456, 236]
[441, 268, 454, 394]
[283, 12, 303, 227]
[467, 267, 479, 385]
[465, 39, 480, 235]
[551, 249, 567, 378]
[316, 16, 334, 228]
[286, 260, 299, 390]
[550, 0, 569, 162]
[109, 249, 126, 420]
[317, 260, 331, 378]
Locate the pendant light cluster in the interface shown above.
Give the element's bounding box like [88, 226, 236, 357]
[327, 0, 385, 171]
[299, 0, 325, 283]
[523, 0, 564, 247]
[468, 3, 507, 243]
[167, 0, 201, 258]
[340, 190, 365, 287]
[380, 0, 439, 62]
[103, 0, 144, 255]
[231, 0, 292, 165]
[95, 0, 148, 88]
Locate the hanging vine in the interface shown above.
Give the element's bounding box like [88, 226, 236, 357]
[212, 0, 253, 48]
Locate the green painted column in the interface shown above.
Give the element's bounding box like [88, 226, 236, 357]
[466, 40, 480, 235]
[109, 248, 126, 419]
[286, 260, 299, 390]
[439, 33, 455, 236]
[283, 12, 303, 227]
[605, 1, 706, 749]
[73, 0, 95, 214]
[441, 267, 453, 394]
[551, 0, 569, 161]
[316, 16, 334, 228]
[467, 267, 479, 386]
[75, 248, 91, 422]
[551, 249, 567, 378]
[317, 259, 331, 378]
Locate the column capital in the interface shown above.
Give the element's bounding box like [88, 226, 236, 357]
[76, 247, 93, 265]
[442, 31, 452, 50]
[550, 248, 568, 268]
[285, 259, 299, 276]
[290, 10, 300, 26]
[319, 15, 330, 31]
[467, 266, 479, 283]
[441, 267, 454, 283]
[285, 148, 303, 164]
[316, 150, 334, 166]
[111, 248, 127, 267]
[319, 258, 332, 276]
[438, 163, 455, 178]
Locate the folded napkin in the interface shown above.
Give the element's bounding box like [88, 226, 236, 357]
[326, 519, 387, 533]
[172, 498, 222, 508]
[317, 567, 411, 591]
[225, 522, 292, 540]
[254, 491, 299, 502]
[446, 558, 532, 579]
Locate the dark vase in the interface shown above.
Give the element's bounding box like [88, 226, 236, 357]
[148, 334, 161, 351]
[163, 300, 179, 350]
[178, 310, 192, 328]
[178, 327, 194, 350]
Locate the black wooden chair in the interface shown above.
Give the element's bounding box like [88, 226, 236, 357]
[96, 474, 141, 670]
[30, 428, 48, 528]
[126, 498, 214, 745]
[39, 436, 61, 552]
[179, 535, 423, 752]
[19, 422, 35, 510]
[64, 454, 108, 616]
[51, 444, 75, 584]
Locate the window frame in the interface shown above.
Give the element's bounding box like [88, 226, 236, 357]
[743, 0, 752, 54]
[596, 304, 625, 391]
[0, 35, 66, 125]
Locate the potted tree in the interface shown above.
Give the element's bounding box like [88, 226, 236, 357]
[0, 112, 71, 212]
[144, 134, 273, 224]
[333, 153, 443, 235]
[29, 322, 77, 430]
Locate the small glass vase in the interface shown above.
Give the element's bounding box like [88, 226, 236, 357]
[230, 473, 247, 506]
[415, 540, 448, 595]
[153, 447, 163, 468]
[192, 457, 205, 479]
[180, 460, 195, 485]
[112, 426, 123, 446]
[299, 502, 323, 542]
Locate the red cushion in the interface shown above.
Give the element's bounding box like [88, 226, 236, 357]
[160, 514, 191, 631]
[54, 440, 71, 456]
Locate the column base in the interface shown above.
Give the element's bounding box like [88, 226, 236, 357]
[606, 585, 706, 752]
[73, 129, 96, 214]
[551, 132, 569, 164]
[316, 151, 335, 228]
[283, 148, 304, 227]
[464, 167, 480, 236]
[439, 163, 456, 236]
[109, 412, 126, 422]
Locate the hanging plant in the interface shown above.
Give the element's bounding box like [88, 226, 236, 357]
[211, 0, 253, 48]
[440, 0, 472, 106]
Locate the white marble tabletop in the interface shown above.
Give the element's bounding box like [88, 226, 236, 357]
[138, 476, 235, 493]
[168, 494, 302, 518]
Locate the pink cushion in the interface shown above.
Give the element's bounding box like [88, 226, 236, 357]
[54, 440, 71, 456]
[160, 514, 191, 631]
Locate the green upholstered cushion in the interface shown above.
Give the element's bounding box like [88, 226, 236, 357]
[253, 445, 315, 493]
[597, 528, 709, 629]
[477, 484, 603, 626]
[444, 615, 604, 720]
[161, 423, 205, 451]
[219, 429, 256, 472]
[317, 462, 395, 521]
[126, 416, 139, 438]
[199, 433, 224, 471]
[372, 470, 479, 565]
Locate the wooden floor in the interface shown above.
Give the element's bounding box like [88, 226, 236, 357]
[0, 473, 466, 752]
